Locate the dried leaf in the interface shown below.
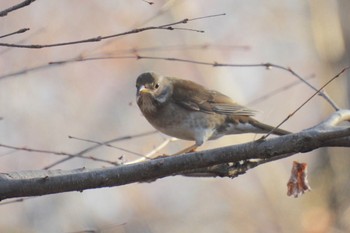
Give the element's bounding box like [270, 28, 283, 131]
[287, 161, 311, 197]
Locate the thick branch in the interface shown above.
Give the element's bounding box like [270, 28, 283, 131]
[0, 110, 349, 201]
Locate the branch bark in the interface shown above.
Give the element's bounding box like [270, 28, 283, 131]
[0, 0, 36, 17]
[0, 110, 349, 201]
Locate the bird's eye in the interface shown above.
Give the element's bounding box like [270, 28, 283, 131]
[154, 83, 160, 89]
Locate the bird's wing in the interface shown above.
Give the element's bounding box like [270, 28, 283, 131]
[171, 78, 256, 116]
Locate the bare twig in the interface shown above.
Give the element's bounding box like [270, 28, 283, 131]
[263, 64, 340, 111]
[0, 28, 45, 55]
[0, 28, 29, 39]
[0, 63, 60, 80]
[135, 0, 178, 27]
[68, 135, 144, 157]
[262, 66, 350, 139]
[43, 131, 157, 169]
[0, 197, 31, 206]
[142, 0, 154, 5]
[0, 0, 36, 17]
[247, 75, 315, 106]
[0, 149, 17, 157]
[0, 13, 224, 49]
[104, 43, 249, 55]
[51, 55, 339, 109]
[0, 143, 119, 166]
[0, 131, 159, 206]
[0, 54, 339, 110]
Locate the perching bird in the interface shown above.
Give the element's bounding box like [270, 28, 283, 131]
[136, 72, 290, 154]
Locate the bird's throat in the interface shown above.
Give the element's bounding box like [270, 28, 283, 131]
[137, 94, 158, 114]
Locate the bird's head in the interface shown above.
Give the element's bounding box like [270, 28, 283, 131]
[136, 72, 173, 113]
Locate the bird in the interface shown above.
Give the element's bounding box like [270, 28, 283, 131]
[136, 72, 290, 154]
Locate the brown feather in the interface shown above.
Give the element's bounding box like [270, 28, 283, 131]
[170, 77, 256, 116]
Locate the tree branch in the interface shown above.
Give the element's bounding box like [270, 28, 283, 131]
[0, 110, 349, 201]
[43, 131, 157, 169]
[0, 28, 30, 39]
[0, 0, 36, 17]
[0, 54, 338, 111]
[0, 13, 224, 49]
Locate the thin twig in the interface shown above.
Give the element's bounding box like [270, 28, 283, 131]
[190, 13, 226, 21]
[133, 0, 178, 28]
[43, 131, 157, 169]
[0, 28, 30, 39]
[0, 63, 61, 80]
[68, 135, 144, 157]
[141, 0, 154, 5]
[0, 0, 36, 17]
[262, 64, 340, 110]
[0, 143, 119, 165]
[262, 66, 350, 139]
[0, 131, 159, 206]
[247, 75, 315, 106]
[0, 28, 45, 55]
[105, 43, 249, 54]
[89, 0, 179, 53]
[0, 197, 30, 206]
[0, 13, 224, 49]
[167, 27, 204, 33]
[0, 54, 338, 110]
[0, 149, 17, 157]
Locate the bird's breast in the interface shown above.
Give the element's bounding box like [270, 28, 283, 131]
[140, 100, 226, 141]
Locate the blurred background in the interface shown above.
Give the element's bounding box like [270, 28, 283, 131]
[0, 0, 349, 232]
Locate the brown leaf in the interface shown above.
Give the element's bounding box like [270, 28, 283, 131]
[287, 161, 311, 197]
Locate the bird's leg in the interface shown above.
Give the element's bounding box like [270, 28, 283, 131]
[172, 132, 212, 155]
[172, 136, 207, 156]
[172, 143, 199, 155]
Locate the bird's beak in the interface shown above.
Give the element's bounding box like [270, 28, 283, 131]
[138, 85, 151, 95]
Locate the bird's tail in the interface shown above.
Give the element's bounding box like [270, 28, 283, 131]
[248, 118, 291, 135]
